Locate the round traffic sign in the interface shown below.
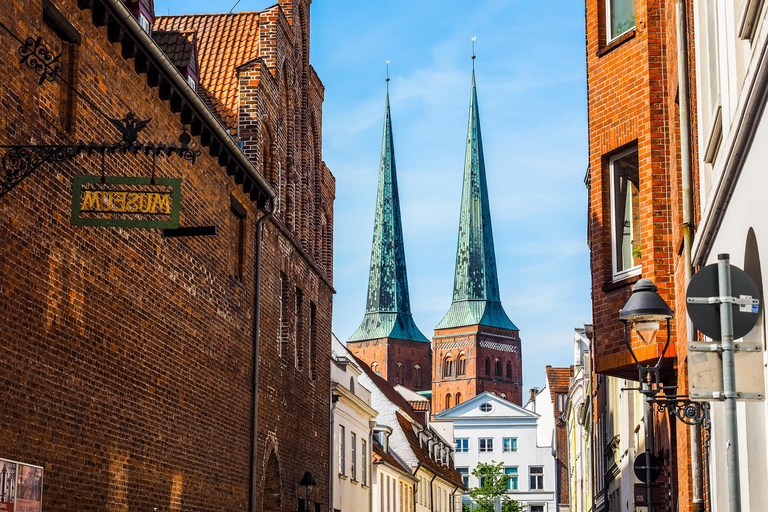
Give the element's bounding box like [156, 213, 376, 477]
[686, 262, 761, 340]
[634, 452, 661, 483]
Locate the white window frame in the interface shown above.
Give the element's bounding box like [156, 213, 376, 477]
[502, 437, 517, 453]
[362, 439, 367, 485]
[479, 437, 493, 453]
[339, 425, 345, 475]
[457, 467, 470, 487]
[608, 146, 642, 280]
[529, 466, 544, 490]
[186, 74, 196, 90]
[138, 13, 151, 34]
[605, 0, 635, 42]
[505, 466, 519, 490]
[351, 432, 357, 481]
[455, 438, 469, 453]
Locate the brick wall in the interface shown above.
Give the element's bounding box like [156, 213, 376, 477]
[347, 338, 432, 392]
[0, 1, 333, 512]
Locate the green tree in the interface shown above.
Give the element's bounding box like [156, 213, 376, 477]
[467, 461, 524, 512]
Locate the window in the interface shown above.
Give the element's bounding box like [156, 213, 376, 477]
[414, 365, 422, 387]
[606, 0, 634, 42]
[505, 467, 518, 490]
[186, 74, 196, 90]
[392, 477, 396, 512]
[43, 0, 80, 132]
[396, 361, 403, 385]
[479, 438, 493, 453]
[485, 357, 491, 376]
[138, 13, 151, 34]
[506, 360, 512, 378]
[495, 358, 502, 376]
[399, 481, 403, 512]
[361, 440, 367, 485]
[479, 403, 493, 413]
[339, 425, 345, 475]
[609, 147, 640, 277]
[443, 356, 454, 377]
[455, 438, 469, 453]
[457, 468, 469, 487]
[351, 432, 357, 480]
[529, 467, 544, 490]
[702, 0, 721, 166]
[445, 394, 452, 410]
[387, 477, 391, 512]
[309, 303, 317, 379]
[456, 392, 462, 404]
[279, 273, 288, 357]
[230, 195, 246, 281]
[294, 287, 303, 367]
[372, 362, 380, 375]
[457, 354, 466, 375]
[530, 506, 544, 512]
[381, 476, 385, 511]
[503, 438, 518, 452]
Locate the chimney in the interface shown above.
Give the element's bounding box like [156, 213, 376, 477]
[529, 387, 538, 412]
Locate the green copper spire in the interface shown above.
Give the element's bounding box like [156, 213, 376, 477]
[349, 90, 429, 343]
[436, 71, 517, 331]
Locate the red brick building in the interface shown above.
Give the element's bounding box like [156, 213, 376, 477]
[0, 1, 333, 512]
[583, 0, 701, 510]
[546, 366, 574, 511]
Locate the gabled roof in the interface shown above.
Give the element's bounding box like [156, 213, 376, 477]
[348, 352, 419, 420]
[349, 91, 428, 343]
[396, 412, 464, 488]
[154, 11, 262, 130]
[372, 439, 412, 476]
[433, 391, 539, 421]
[152, 30, 197, 70]
[436, 71, 516, 331]
[546, 366, 574, 394]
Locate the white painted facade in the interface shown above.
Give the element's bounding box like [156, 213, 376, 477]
[435, 392, 557, 511]
[692, 2, 768, 510]
[332, 338, 378, 512]
[564, 329, 593, 512]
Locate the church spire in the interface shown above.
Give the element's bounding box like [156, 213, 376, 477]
[435, 69, 517, 331]
[348, 87, 428, 343]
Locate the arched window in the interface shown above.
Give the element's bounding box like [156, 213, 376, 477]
[500, 393, 507, 399]
[495, 358, 502, 376]
[396, 362, 404, 385]
[455, 393, 462, 404]
[445, 394, 452, 410]
[371, 362, 380, 375]
[414, 364, 422, 387]
[457, 354, 467, 376]
[506, 360, 512, 379]
[485, 357, 491, 376]
[443, 356, 454, 377]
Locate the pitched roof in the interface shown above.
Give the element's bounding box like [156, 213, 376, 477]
[396, 412, 464, 489]
[436, 71, 516, 331]
[154, 11, 262, 130]
[152, 30, 197, 70]
[348, 91, 428, 343]
[348, 352, 419, 420]
[546, 365, 574, 394]
[372, 440, 412, 475]
[409, 400, 429, 411]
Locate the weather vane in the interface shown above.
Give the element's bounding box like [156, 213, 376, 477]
[472, 37, 476, 69]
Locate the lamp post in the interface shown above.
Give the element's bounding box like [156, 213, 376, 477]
[298, 471, 317, 512]
[619, 279, 707, 510]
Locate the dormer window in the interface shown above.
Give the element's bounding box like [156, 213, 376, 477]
[186, 75, 196, 90]
[139, 13, 151, 34]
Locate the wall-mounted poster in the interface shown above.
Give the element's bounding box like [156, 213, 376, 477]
[0, 459, 17, 512]
[15, 465, 42, 512]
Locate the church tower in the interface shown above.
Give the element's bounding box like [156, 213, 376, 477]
[431, 71, 522, 413]
[347, 89, 432, 391]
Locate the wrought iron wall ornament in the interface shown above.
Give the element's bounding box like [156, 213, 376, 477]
[18, 36, 63, 85]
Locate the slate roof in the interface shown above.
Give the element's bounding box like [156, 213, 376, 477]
[436, 72, 516, 331]
[154, 11, 262, 130]
[152, 30, 197, 70]
[546, 365, 574, 394]
[396, 412, 465, 489]
[349, 91, 428, 343]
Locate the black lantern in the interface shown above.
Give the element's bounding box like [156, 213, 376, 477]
[298, 471, 316, 512]
[619, 278, 705, 425]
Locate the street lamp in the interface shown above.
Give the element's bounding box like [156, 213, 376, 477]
[298, 471, 317, 512]
[619, 278, 706, 424]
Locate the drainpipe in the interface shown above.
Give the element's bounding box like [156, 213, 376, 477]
[429, 473, 437, 512]
[330, 390, 339, 512]
[250, 199, 275, 512]
[675, 2, 703, 511]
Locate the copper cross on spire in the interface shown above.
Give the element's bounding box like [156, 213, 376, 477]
[386, 59, 390, 90]
[472, 37, 476, 70]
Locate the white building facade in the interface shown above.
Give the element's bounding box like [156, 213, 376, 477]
[692, 2, 768, 511]
[434, 392, 557, 511]
[332, 340, 378, 512]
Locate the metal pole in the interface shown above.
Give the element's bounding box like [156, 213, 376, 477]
[644, 388, 654, 512]
[717, 254, 741, 512]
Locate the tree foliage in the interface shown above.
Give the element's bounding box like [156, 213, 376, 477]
[467, 461, 524, 512]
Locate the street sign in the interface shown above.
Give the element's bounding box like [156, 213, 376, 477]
[686, 263, 760, 340]
[633, 452, 661, 483]
[634, 483, 664, 506]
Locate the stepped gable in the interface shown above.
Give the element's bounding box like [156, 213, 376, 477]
[155, 11, 263, 130]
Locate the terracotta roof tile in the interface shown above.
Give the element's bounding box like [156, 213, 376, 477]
[396, 412, 465, 489]
[152, 30, 197, 70]
[372, 441, 412, 475]
[409, 400, 430, 411]
[154, 11, 262, 130]
[348, 353, 419, 420]
[546, 365, 574, 393]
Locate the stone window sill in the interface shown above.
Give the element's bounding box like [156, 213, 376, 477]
[338, 474, 348, 480]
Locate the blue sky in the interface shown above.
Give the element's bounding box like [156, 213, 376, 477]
[157, 0, 591, 393]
